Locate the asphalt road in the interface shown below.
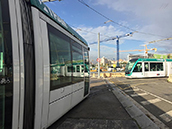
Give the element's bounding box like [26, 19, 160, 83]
[109, 77, 172, 128]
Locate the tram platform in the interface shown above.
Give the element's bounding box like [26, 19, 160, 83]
[49, 78, 158, 129]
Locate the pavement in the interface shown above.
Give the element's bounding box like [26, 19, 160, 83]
[49, 78, 159, 129]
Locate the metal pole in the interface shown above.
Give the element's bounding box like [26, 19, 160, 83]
[98, 33, 100, 78]
[117, 37, 119, 67]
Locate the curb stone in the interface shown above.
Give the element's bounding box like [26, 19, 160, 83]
[106, 79, 159, 129]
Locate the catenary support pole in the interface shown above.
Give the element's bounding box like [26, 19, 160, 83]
[98, 33, 100, 78]
[117, 37, 119, 67]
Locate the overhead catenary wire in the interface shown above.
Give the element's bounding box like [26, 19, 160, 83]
[44, 0, 169, 44]
[78, 0, 136, 31]
[78, 0, 167, 38]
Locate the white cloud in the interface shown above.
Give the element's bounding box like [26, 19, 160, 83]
[76, 25, 126, 44]
[94, 0, 172, 41]
[77, 0, 172, 61]
[74, 25, 129, 60]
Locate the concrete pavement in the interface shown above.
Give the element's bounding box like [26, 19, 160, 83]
[49, 78, 159, 129]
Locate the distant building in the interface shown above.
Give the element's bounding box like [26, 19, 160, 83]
[127, 54, 147, 61]
[127, 53, 172, 60]
[100, 56, 110, 66]
[99, 56, 116, 66]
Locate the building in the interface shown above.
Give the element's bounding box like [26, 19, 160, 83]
[100, 56, 112, 66]
[128, 53, 172, 61]
[127, 54, 147, 61]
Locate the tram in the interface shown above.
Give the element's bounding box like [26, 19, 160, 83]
[0, 0, 90, 129]
[125, 58, 172, 78]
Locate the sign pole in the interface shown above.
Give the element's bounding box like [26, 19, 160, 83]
[98, 33, 100, 78]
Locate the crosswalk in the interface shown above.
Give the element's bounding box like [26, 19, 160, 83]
[130, 92, 148, 97]
[140, 98, 161, 105]
[124, 88, 172, 125]
[159, 110, 172, 123]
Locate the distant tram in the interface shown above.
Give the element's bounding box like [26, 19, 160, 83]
[0, 0, 90, 129]
[125, 58, 172, 78]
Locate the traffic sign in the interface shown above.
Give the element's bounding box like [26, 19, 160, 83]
[97, 58, 101, 62]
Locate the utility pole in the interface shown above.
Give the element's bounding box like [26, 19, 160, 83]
[90, 31, 137, 69]
[116, 37, 119, 67]
[98, 33, 100, 78]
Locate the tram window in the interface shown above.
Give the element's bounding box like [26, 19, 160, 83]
[82, 65, 84, 72]
[133, 62, 142, 72]
[150, 63, 156, 71]
[84, 48, 89, 96]
[73, 66, 76, 72]
[150, 63, 163, 71]
[72, 40, 84, 83]
[76, 66, 80, 72]
[157, 63, 163, 71]
[84, 50, 89, 72]
[144, 63, 149, 71]
[48, 24, 72, 90]
[67, 66, 73, 72]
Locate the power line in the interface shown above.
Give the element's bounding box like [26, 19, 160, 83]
[78, 0, 167, 38]
[70, 24, 115, 41]
[78, 0, 136, 31]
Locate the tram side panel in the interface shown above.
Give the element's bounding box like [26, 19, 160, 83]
[166, 61, 172, 76]
[32, 7, 89, 128]
[145, 62, 165, 77]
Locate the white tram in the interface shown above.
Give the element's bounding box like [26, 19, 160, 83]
[0, 0, 90, 129]
[125, 58, 172, 78]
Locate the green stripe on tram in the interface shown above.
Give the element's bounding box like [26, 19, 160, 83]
[126, 58, 172, 77]
[30, 0, 88, 46]
[127, 59, 139, 76]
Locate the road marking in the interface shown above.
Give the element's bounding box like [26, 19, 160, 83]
[125, 88, 139, 92]
[138, 88, 172, 105]
[131, 92, 148, 97]
[141, 98, 162, 105]
[159, 110, 172, 123]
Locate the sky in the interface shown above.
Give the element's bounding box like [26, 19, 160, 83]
[44, 0, 172, 62]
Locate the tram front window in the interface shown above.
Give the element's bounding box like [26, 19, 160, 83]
[125, 59, 137, 74]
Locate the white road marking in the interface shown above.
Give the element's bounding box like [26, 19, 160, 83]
[138, 88, 172, 105]
[141, 98, 162, 105]
[131, 92, 148, 97]
[159, 110, 172, 123]
[125, 88, 139, 92]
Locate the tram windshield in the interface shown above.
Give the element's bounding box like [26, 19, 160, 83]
[125, 59, 138, 73]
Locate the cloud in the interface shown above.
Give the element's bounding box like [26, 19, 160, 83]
[46, 0, 172, 62]
[75, 25, 124, 43]
[74, 25, 130, 60]
[94, 0, 172, 39]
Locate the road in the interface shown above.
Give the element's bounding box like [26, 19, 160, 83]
[109, 77, 172, 128]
